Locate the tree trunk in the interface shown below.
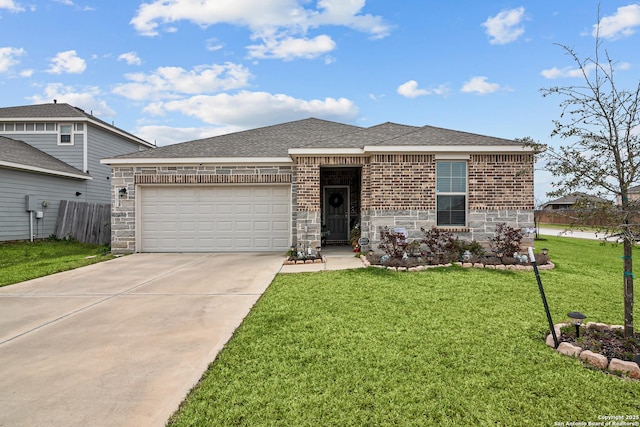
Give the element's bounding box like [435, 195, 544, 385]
[623, 237, 635, 337]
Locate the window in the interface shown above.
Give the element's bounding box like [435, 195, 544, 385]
[436, 161, 467, 226]
[59, 124, 72, 144]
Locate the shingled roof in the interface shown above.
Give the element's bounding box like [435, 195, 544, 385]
[0, 103, 153, 147]
[371, 124, 521, 146]
[0, 136, 90, 179]
[0, 103, 87, 118]
[109, 118, 362, 159]
[105, 117, 527, 161]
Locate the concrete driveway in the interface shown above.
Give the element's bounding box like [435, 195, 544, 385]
[0, 252, 284, 427]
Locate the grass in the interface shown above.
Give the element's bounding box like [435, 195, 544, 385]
[169, 236, 640, 426]
[0, 239, 114, 287]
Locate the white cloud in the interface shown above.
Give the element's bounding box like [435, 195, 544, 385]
[135, 124, 246, 146]
[594, 4, 640, 39]
[149, 90, 359, 128]
[118, 51, 142, 66]
[0, 46, 25, 72]
[540, 62, 631, 79]
[0, 0, 25, 12]
[247, 34, 336, 60]
[482, 7, 526, 45]
[398, 80, 429, 98]
[112, 62, 252, 101]
[540, 63, 597, 79]
[461, 76, 500, 94]
[206, 37, 224, 52]
[397, 80, 449, 98]
[28, 83, 116, 117]
[130, 0, 390, 59]
[46, 50, 86, 74]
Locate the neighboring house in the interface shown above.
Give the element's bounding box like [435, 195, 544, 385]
[102, 118, 536, 254]
[625, 185, 640, 203]
[0, 102, 154, 241]
[540, 192, 610, 210]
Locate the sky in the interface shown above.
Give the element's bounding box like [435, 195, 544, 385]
[1, 0, 640, 203]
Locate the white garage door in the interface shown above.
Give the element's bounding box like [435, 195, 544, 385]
[139, 185, 291, 252]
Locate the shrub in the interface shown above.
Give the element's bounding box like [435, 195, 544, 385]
[489, 223, 523, 256]
[377, 226, 408, 259]
[420, 227, 460, 263]
[458, 239, 485, 258]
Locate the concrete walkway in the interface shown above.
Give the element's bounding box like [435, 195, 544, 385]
[0, 253, 283, 427]
[538, 227, 620, 241]
[279, 246, 365, 273]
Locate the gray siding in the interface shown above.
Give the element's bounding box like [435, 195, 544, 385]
[0, 131, 85, 171]
[0, 168, 87, 241]
[85, 125, 145, 204]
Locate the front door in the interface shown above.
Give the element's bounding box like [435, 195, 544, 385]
[324, 186, 349, 242]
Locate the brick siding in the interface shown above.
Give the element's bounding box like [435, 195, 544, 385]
[110, 153, 534, 253]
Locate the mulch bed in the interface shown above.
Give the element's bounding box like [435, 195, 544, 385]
[561, 326, 640, 363]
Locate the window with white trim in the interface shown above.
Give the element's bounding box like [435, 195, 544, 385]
[436, 161, 467, 226]
[59, 124, 72, 145]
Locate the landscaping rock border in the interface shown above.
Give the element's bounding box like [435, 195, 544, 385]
[547, 322, 640, 380]
[360, 255, 555, 271]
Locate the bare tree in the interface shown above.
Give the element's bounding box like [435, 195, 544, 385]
[534, 18, 640, 337]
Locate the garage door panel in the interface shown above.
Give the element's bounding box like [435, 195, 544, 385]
[254, 204, 271, 215]
[140, 185, 290, 252]
[216, 204, 233, 215]
[272, 203, 289, 215]
[254, 221, 270, 232]
[236, 221, 253, 232]
[235, 204, 253, 215]
[272, 221, 289, 232]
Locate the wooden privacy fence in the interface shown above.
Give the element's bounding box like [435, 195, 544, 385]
[55, 200, 111, 245]
[536, 210, 640, 227]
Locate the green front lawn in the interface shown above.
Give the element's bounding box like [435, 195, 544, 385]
[169, 237, 640, 426]
[0, 240, 113, 287]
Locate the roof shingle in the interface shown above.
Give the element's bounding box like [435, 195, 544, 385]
[106, 117, 525, 160]
[0, 136, 89, 179]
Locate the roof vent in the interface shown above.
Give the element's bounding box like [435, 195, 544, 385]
[53, 99, 57, 104]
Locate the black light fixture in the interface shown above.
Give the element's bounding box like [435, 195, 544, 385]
[119, 187, 127, 197]
[75, 191, 82, 197]
[567, 311, 587, 338]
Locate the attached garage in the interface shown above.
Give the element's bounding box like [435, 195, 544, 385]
[138, 185, 291, 252]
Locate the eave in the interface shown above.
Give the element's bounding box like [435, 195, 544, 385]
[101, 157, 294, 166]
[0, 161, 92, 180]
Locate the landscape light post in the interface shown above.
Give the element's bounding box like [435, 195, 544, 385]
[528, 247, 559, 348]
[567, 311, 586, 338]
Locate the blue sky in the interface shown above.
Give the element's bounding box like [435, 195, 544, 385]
[2, 0, 640, 203]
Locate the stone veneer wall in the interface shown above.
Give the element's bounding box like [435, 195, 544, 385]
[109, 165, 292, 253]
[361, 208, 534, 248]
[111, 152, 535, 253]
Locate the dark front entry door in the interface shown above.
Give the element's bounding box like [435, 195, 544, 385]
[324, 186, 349, 241]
